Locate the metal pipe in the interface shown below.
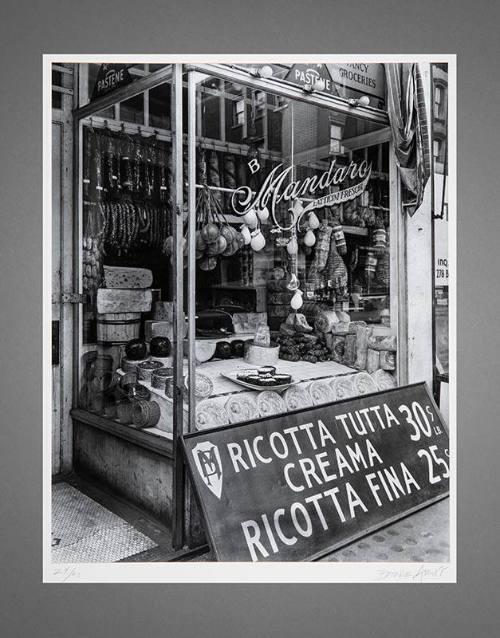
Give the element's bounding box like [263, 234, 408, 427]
[171, 64, 186, 551]
[186, 63, 390, 126]
[429, 63, 437, 397]
[187, 71, 196, 434]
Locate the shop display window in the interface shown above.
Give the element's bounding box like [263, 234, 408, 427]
[189, 71, 397, 433]
[76, 64, 398, 439]
[78, 76, 177, 434]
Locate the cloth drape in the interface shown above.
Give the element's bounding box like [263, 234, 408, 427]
[385, 63, 431, 215]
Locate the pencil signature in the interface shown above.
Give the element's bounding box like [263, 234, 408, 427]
[376, 564, 449, 582]
[51, 565, 81, 582]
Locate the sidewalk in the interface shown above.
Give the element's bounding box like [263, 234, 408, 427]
[51, 475, 175, 563]
[52, 476, 449, 563]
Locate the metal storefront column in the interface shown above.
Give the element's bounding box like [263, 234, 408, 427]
[187, 70, 196, 434]
[172, 63, 186, 550]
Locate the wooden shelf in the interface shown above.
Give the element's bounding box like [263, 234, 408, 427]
[212, 283, 265, 291]
[342, 225, 369, 236]
[71, 408, 174, 458]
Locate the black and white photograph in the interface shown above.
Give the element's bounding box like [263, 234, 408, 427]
[44, 56, 455, 580]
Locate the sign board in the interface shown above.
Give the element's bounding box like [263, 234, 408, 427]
[231, 159, 371, 231]
[91, 64, 133, 100]
[434, 173, 449, 286]
[183, 383, 449, 561]
[327, 63, 386, 108]
[285, 64, 339, 97]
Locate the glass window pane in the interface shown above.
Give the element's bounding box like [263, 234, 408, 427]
[148, 82, 171, 129]
[78, 69, 176, 435]
[200, 77, 221, 139]
[120, 93, 144, 124]
[52, 90, 62, 109]
[192, 72, 394, 421]
[433, 73, 449, 378]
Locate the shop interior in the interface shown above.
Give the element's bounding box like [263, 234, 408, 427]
[78, 65, 398, 440]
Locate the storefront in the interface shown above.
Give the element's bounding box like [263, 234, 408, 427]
[51, 61, 445, 556]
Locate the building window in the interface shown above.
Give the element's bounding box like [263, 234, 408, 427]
[233, 98, 245, 127]
[434, 83, 445, 120]
[433, 136, 446, 166]
[329, 122, 343, 155]
[253, 90, 266, 118]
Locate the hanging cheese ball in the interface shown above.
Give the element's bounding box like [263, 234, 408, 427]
[222, 238, 239, 257]
[195, 231, 206, 251]
[207, 234, 227, 256]
[199, 256, 218, 271]
[201, 222, 220, 244]
[220, 225, 235, 243]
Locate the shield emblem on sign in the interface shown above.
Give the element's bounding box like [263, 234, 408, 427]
[192, 441, 223, 499]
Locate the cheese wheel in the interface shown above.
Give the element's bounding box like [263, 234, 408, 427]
[103, 266, 153, 289]
[256, 391, 285, 417]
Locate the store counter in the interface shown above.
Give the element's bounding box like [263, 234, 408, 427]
[116, 357, 358, 435]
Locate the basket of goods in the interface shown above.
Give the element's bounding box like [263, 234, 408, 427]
[119, 371, 138, 388]
[151, 367, 173, 391]
[137, 360, 164, 383]
[132, 399, 161, 429]
[116, 399, 134, 425]
[119, 382, 151, 402]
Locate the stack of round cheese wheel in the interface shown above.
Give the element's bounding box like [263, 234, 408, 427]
[256, 391, 285, 417]
[225, 394, 259, 424]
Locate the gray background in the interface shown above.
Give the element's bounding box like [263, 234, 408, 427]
[0, 0, 498, 636]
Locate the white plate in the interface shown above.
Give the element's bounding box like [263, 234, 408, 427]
[221, 371, 296, 393]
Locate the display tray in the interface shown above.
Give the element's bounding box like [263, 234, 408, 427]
[220, 370, 297, 393]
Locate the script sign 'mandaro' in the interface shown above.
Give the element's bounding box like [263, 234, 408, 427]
[182, 383, 450, 562]
[231, 159, 371, 231]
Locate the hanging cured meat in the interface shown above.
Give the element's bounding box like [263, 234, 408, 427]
[326, 232, 348, 299]
[208, 150, 222, 206]
[224, 153, 237, 210]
